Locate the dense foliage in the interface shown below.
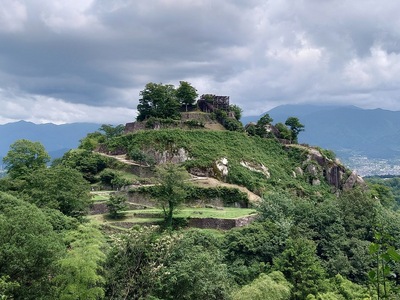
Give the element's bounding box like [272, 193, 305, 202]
[3, 139, 50, 179]
[104, 129, 331, 197]
[137, 82, 181, 121]
[2, 129, 400, 300]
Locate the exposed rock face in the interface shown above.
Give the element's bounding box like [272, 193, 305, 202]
[343, 171, 366, 191]
[293, 167, 303, 177]
[325, 165, 345, 189]
[312, 178, 321, 186]
[189, 167, 215, 177]
[124, 121, 146, 134]
[293, 146, 364, 191]
[240, 161, 271, 179]
[306, 164, 319, 177]
[151, 147, 191, 164]
[215, 158, 229, 178]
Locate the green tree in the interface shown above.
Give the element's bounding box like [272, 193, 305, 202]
[137, 83, 180, 121]
[0, 275, 20, 299]
[275, 122, 293, 140]
[222, 220, 290, 285]
[176, 81, 198, 111]
[105, 226, 175, 299]
[230, 104, 243, 120]
[308, 274, 370, 300]
[3, 139, 50, 179]
[255, 113, 273, 137]
[155, 163, 190, 228]
[273, 238, 325, 299]
[60, 149, 108, 183]
[99, 169, 131, 190]
[106, 193, 127, 219]
[245, 123, 257, 136]
[338, 189, 378, 241]
[54, 224, 105, 300]
[78, 131, 106, 151]
[22, 165, 92, 217]
[369, 183, 396, 208]
[285, 117, 305, 143]
[232, 271, 292, 300]
[0, 192, 63, 299]
[214, 109, 243, 132]
[153, 230, 233, 300]
[99, 124, 125, 140]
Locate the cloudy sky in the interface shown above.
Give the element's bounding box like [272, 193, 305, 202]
[1, 0, 400, 124]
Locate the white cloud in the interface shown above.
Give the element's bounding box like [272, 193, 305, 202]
[0, 88, 136, 124]
[343, 45, 400, 88]
[0, 0, 27, 32]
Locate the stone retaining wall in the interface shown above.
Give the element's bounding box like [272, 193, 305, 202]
[188, 214, 257, 230]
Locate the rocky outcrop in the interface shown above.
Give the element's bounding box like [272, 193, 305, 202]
[189, 167, 215, 177]
[149, 147, 191, 164]
[293, 167, 303, 178]
[240, 161, 271, 179]
[343, 171, 365, 191]
[215, 158, 229, 178]
[290, 145, 365, 191]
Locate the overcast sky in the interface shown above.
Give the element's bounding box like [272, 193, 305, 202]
[1, 0, 400, 124]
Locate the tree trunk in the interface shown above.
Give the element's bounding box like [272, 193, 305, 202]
[166, 201, 174, 228]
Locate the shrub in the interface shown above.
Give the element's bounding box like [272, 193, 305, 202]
[184, 119, 205, 128]
[107, 194, 127, 219]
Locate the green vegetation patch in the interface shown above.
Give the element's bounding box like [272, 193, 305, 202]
[105, 129, 326, 195]
[134, 185, 249, 207]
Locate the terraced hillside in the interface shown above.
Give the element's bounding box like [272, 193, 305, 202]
[99, 129, 363, 198]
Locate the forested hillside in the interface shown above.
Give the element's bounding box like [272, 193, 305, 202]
[1, 128, 399, 299]
[1, 83, 400, 299]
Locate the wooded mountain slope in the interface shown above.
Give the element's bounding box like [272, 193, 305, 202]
[100, 129, 364, 198]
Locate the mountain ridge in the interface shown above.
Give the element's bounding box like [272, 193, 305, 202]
[0, 120, 101, 161]
[243, 104, 400, 160]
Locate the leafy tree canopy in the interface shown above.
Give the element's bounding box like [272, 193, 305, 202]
[22, 165, 92, 217]
[275, 122, 292, 140]
[0, 192, 64, 299]
[230, 104, 243, 120]
[250, 113, 273, 137]
[153, 229, 233, 300]
[54, 224, 105, 300]
[78, 131, 105, 151]
[137, 83, 181, 121]
[285, 117, 305, 143]
[60, 149, 108, 183]
[99, 124, 125, 140]
[232, 271, 292, 300]
[273, 238, 325, 299]
[3, 139, 50, 179]
[107, 193, 127, 219]
[155, 163, 190, 228]
[176, 81, 198, 111]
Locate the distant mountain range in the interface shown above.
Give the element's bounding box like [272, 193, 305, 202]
[242, 104, 400, 160]
[1, 105, 400, 176]
[0, 121, 101, 162]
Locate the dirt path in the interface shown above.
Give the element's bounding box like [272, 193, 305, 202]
[96, 152, 151, 167]
[191, 176, 261, 204]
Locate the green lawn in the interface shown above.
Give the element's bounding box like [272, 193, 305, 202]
[89, 205, 257, 233]
[122, 207, 257, 219]
[90, 191, 112, 202]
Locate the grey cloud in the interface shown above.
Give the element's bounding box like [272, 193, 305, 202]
[1, 0, 400, 124]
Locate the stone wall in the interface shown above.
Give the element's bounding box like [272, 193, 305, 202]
[188, 214, 257, 230]
[124, 121, 146, 133]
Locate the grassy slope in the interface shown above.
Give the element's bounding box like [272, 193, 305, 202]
[105, 129, 334, 199]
